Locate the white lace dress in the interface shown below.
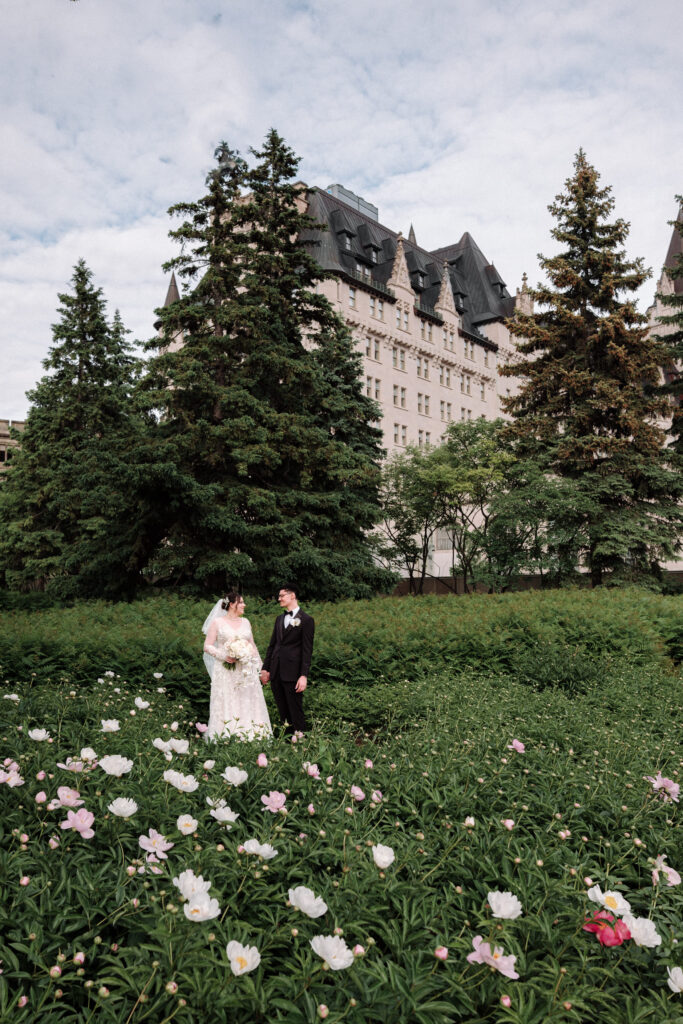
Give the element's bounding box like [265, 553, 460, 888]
[207, 619, 272, 741]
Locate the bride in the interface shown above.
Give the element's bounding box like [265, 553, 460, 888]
[202, 591, 272, 740]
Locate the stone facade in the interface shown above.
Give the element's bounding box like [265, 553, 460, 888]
[0, 419, 25, 472]
[303, 185, 527, 454]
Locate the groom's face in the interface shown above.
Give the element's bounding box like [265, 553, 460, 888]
[277, 589, 297, 612]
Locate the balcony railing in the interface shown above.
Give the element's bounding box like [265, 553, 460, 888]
[345, 268, 395, 299]
[414, 299, 443, 323]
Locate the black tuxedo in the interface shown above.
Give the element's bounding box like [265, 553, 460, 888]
[262, 609, 314, 733]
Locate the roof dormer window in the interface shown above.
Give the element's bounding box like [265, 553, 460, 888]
[338, 231, 353, 251]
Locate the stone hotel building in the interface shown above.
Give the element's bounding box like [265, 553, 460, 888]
[301, 183, 529, 452]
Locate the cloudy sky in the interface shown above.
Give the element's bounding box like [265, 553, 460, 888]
[2, 0, 681, 419]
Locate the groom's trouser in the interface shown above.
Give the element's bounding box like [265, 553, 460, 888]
[270, 672, 307, 734]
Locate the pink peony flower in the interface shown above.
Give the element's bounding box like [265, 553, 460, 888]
[467, 936, 519, 979]
[583, 910, 631, 947]
[56, 787, 84, 808]
[195, 722, 208, 733]
[20, 876, 30, 886]
[49, 965, 62, 979]
[502, 819, 515, 831]
[353, 944, 365, 957]
[138, 828, 174, 859]
[18, 996, 28, 1007]
[371, 790, 383, 803]
[307, 804, 316, 815]
[36, 770, 46, 781]
[304, 762, 321, 779]
[35, 792, 47, 804]
[261, 791, 287, 813]
[644, 772, 680, 803]
[651, 854, 681, 887]
[434, 946, 448, 961]
[364, 759, 373, 769]
[507, 739, 525, 753]
[49, 837, 60, 850]
[501, 995, 512, 1008]
[257, 753, 268, 767]
[73, 952, 85, 965]
[350, 785, 365, 802]
[60, 808, 95, 839]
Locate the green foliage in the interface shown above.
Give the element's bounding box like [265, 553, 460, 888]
[0, 590, 680, 706]
[0, 651, 681, 1022]
[0, 263, 144, 600]
[139, 131, 391, 601]
[503, 151, 683, 587]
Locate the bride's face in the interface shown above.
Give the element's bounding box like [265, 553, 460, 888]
[230, 597, 246, 616]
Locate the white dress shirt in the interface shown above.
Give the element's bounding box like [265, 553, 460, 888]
[284, 607, 300, 628]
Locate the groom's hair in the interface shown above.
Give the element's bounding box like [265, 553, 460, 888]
[279, 584, 297, 598]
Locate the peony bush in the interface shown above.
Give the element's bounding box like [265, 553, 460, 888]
[0, 662, 681, 1022]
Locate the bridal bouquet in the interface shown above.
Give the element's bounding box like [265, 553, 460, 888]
[224, 636, 253, 671]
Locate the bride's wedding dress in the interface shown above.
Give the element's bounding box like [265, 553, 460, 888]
[207, 619, 272, 741]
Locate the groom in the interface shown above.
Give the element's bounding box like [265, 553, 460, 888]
[260, 585, 314, 735]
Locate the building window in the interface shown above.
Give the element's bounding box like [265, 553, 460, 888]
[374, 379, 381, 400]
[445, 368, 451, 387]
[401, 425, 407, 445]
[480, 382, 485, 400]
[365, 376, 373, 397]
[440, 400, 445, 420]
[399, 348, 405, 371]
[418, 429, 424, 446]
[425, 431, 431, 444]
[427, 323, 432, 342]
[484, 350, 489, 366]
[446, 402, 452, 421]
[461, 407, 466, 420]
[420, 320, 425, 340]
[460, 373, 465, 393]
[467, 409, 472, 420]
[365, 337, 371, 357]
[416, 357, 422, 378]
[424, 395, 430, 416]
[417, 392, 423, 414]
[349, 287, 356, 308]
[377, 300, 384, 320]
[373, 340, 380, 361]
[394, 423, 399, 444]
[370, 247, 378, 264]
[392, 347, 397, 368]
[466, 376, 471, 395]
[424, 360, 430, 380]
[396, 307, 401, 328]
[449, 331, 455, 350]
[393, 384, 399, 406]
[400, 387, 406, 408]
[369, 296, 376, 317]
[403, 310, 409, 330]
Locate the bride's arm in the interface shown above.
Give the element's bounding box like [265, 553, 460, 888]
[244, 619, 263, 666]
[204, 620, 226, 661]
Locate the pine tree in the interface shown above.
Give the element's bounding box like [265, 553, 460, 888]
[653, 202, 683, 453]
[502, 151, 682, 586]
[0, 262, 143, 597]
[141, 131, 392, 599]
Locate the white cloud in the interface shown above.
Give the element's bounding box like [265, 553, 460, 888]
[2, 0, 681, 418]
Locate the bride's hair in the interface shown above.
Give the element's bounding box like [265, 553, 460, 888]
[221, 590, 242, 611]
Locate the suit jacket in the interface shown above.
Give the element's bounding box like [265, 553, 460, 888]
[262, 609, 315, 682]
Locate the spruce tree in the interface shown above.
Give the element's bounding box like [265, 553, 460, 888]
[0, 262, 143, 597]
[502, 151, 682, 586]
[142, 131, 391, 599]
[653, 202, 683, 454]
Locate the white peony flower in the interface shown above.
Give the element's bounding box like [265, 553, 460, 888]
[163, 769, 199, 792]
[101, 720, 120, 733]
[99, 755, 134, 777]
[288, 885, 328, 918]
[310, 935, 354, 970]
[371, 843, 395, 869]
[221, 766, 248, 786]
[108, 797, 138, 818]
[3, 693, 20, 702]
[206, 796, 227, 809]
[80, 747, 97, 761]
[623, 915, 661, 948]
[243, 839, 278, 860]
[226, 940, 261, 976]
[463, 816, 476, 828]
[28, 728, 50, 741]
[168, 738, 189, 755]
[488, 890, 523, 920]
[203, 760, 216, 770]
[183, 894, 220, 922]
[668, 967, 683, 993]
[176, 814, 198, 835]
[210, 806, 239, 828]
[134, 698, 150, 710]
[153, 672, 163, 679]
[153, 738, 173, 754]
[173, 868, 212, 900]
[587, 885, 631, 917]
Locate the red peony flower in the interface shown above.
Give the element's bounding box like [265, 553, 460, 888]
[583, 910, 631, 947]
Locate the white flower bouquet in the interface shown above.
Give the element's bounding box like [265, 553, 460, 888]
[224, 636, 253, 671]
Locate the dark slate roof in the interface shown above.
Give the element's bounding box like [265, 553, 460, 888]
[664, 210, 683, 296]
[304, 188, 512, 343]
[163, 272, 180, 306]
